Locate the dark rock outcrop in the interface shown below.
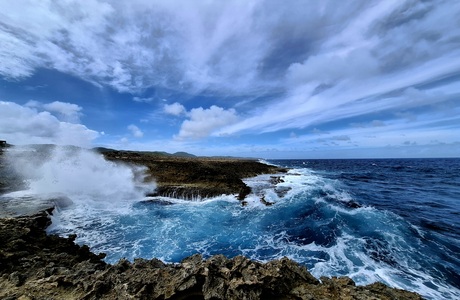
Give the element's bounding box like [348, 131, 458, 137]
[101, 150, 287, 200]
[0, 211, 423, 300]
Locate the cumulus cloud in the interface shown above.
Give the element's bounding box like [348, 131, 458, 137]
[127, 124, 143, 138]
[24, 100, 83, 123]
[0, 101, 98, 146]
[176, 105, 238, 139]
[43, 101, 83, 123]
[164, 102, 186, 116]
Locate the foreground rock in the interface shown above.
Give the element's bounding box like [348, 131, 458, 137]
[101, 150, 287, 200]
[0, 211, 423, 300]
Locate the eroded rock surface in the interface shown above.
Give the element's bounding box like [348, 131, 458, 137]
[0, 211, 423, 300]
[102, 150, 287, 200]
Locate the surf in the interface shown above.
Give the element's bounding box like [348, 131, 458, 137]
[1, 148, 459, 299]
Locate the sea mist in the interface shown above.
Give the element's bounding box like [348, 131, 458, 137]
[3, 145, 154, 211]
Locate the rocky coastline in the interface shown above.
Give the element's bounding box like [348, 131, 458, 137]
[100, 149, 288, 201]
[0, 209, 423, 300]
[0, 147, 424, 299]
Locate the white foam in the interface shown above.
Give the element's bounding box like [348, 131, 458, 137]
[9, 155, 457, 300]
[257, 159, 278, 166]
[5, 146, 154, 212]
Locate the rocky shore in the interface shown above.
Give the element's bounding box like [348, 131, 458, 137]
[0, 210, 423, 300]
[100, 149, 288, 200]
[0, 146, 424, 299]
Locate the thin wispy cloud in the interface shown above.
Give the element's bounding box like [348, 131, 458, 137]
[133, 97, 154, 103]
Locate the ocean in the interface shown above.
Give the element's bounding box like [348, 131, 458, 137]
[1, 148, 459, 299]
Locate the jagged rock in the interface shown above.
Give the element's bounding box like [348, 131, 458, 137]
[260, 195, 274, 206]
[0, 211, 423, 300]
[269, 176, 285, 185]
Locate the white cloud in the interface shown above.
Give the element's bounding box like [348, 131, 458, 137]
[0, 0, 360, 95]
[176, 105, 238, 139]
[0, 101, 98, 146]
[279, 111, 460, 153]
[164, 102, 186, 116]
[43, 101, 83, 123]
[216, 1, 460, 136]
[287, 48, 379, 86]
[119, 137, 129, 145]
[24, 100, 83, 123]
[127, 124, 143, 138]
[1, 0, 460, 156]
[0, 0, 113, 78]
[24, 100, 42, 108]
[2, 0, 459, 98]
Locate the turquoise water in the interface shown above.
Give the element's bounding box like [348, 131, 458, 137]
[2, 148, 459, 299]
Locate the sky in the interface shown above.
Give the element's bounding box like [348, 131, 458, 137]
[0, 0, 459, 158]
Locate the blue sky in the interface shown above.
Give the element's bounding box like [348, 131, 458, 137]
[0, 0, 459, 158]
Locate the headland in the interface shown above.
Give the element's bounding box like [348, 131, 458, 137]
[100, 148, 288, 201]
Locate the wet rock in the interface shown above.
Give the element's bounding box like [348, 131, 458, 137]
[140, 198, 174, 206]
[260, 195, 274, 206]
[275, 186, 292, 198]
[269, 176, 285, 185]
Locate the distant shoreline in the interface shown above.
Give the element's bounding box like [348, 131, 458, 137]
[1, 145, 288, 201]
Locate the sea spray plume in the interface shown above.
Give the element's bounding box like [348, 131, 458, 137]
[4, 145, 155, 211]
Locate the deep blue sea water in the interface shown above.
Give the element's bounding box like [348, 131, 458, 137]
[2, 149, 459, 299]
[269, 158, 460, 299]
